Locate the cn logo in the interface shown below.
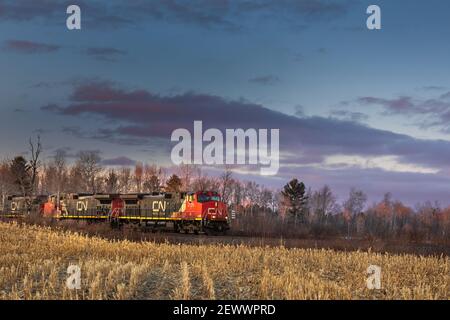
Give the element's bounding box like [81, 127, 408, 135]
[66, 265, 81, 290]
[152, 201, 167, 213]
[366, 265, 382, 290]
[76, 201, 88, 211]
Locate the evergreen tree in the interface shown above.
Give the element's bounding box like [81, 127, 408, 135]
[281, 178, 308, 224]
[166, 174, 182, 192]
[10, 156, 32, 197]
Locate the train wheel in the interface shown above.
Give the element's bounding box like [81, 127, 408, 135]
[110, 219, 121, 229]
[205, 229, 218, 236]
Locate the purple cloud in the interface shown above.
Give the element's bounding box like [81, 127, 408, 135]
[61, 125, 149, 146]
[354, 94, 450, 132]
[41, 80, 450, 174]
[85, 47, 127, 61]
[329, 110, 369, 122]
[357, 96, 416, 113]
[102, 156, 136, 166]
[4, 39, 60, 54]
[249, 75, 281, 86]
[440, 91, 450, 100]
[0, 0, 351, 30]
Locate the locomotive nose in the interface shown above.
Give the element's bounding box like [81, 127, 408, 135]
[207, 207, 217, 214]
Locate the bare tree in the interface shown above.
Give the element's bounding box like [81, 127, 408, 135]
[67, 165, 82, 193]
[219, 167, 233, 205]
[230, 180, 243, 209]
[105, 169, 119, 193]
[259, 188, 274, 214]
[310, 185, 339, 224]
[143, 164, 161, 192]
[41, 149, 68, 195]
[244, 181, 260, 215]
[344, 188, 367, 215]
[134, 162, 143, 193]
[178, 164, 196, 191]
[76, 151, 103, 193]
[191, 168, 219, 192]
[54, 149, 67, 194]
[0, 159, 14, 207]
[118, 167, 132, 193]
[40, 163, 56, 194]
[4, 136, 43, 213]
[343, 188, 367, 238]
[28, 136, 42, 198]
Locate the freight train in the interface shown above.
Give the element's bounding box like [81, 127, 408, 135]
[0, 191, 229, 234]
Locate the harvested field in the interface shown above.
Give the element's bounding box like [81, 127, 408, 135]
[0, 222, 448, 300]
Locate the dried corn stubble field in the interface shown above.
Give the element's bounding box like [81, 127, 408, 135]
[0, 222, 448, 300]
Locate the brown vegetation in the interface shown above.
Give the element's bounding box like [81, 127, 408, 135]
[0, 222, 448, 300]
[1, 139, 449, 245]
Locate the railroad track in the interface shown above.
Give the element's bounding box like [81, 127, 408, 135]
[1, 218, 448, 256]
[134, 230, 450, 256]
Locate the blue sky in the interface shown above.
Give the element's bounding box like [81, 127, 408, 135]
[1, 0, 450, 205]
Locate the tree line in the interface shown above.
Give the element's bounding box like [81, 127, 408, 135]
[0, 138, 449, 242]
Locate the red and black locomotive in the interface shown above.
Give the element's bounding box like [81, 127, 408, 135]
[0, 191, 229, 234]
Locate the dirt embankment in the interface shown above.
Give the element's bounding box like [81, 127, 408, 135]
[2, 217, 448, 257]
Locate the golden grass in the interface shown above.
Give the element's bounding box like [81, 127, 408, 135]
[0, 221, 448, 300]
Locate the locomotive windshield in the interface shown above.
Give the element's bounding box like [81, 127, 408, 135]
[197, 194, 221, 203]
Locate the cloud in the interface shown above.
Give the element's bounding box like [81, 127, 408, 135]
[421, 86, 447, 91]
[249, 75, 280, 86]
[294, 52, 305, 62]
[0, 0, 132, 29]
[102, 156, 136, 166]
[276, 164, 450, 206]
[322, 155, 438, 174]
[85, 47, 127, 61]
[41, 104, 63, 112]
[329, 110, 369, 122]
[0, 0, 60, 21]
[353, 94, 450, 132]
[61, 125, 149, 146]
[3, 39, 60, 54]
[0, 0, 351, 31]
[294, 105, 306, 117]
[440, 91, 450, 100]
[34, 79, 450, 205]
[41, 79, 450, 175]
[357, 96, 416, 113]
[31, 82, 54, 89]
[236, 0, 349, 19]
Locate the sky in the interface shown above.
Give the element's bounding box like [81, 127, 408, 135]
[1, 0, 450, 206]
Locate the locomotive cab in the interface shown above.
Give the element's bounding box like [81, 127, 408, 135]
[178, 191, 229, 234]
